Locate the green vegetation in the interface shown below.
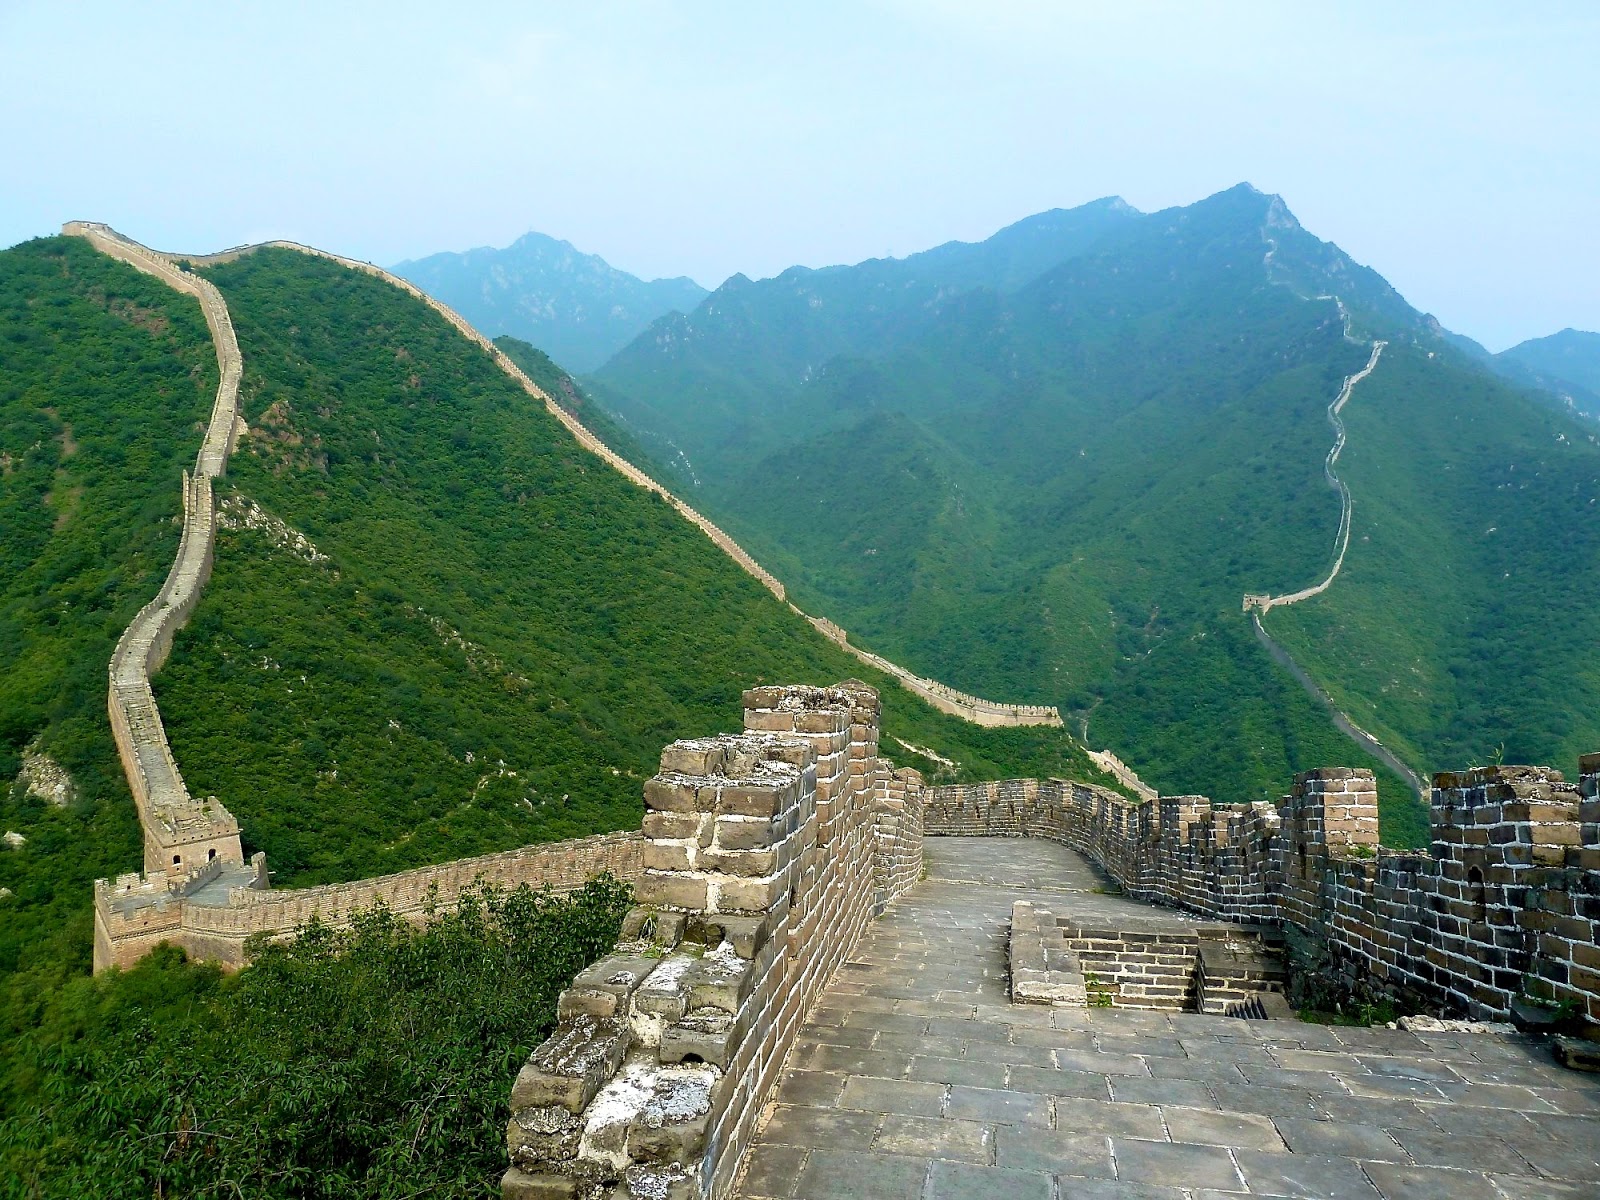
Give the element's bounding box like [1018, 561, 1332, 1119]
[3, 877, 631, 1198]
[149, 247, 1114, 886]
[0, 235, 215, 1075]
[1267, 341, 1600, 780]
[593, 185, 1600, 842]
[0, 235, 1112, 1160]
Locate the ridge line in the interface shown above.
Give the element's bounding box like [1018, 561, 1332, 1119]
[171, 234, 1066, 730]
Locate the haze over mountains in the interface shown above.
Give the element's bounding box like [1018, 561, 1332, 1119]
[1494, 329, 1600, 420]
[393, 232, 708, 372]
[556, 184, 1600, 828]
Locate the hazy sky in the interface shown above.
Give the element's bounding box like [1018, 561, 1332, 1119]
[2, 1, 1595, 350]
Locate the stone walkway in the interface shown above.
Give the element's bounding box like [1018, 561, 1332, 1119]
[737, 837, 1600, 1199]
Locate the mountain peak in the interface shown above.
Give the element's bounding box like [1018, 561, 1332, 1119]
[391, 233, 708, 372]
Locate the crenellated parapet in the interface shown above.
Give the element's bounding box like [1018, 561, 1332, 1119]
[923, 764, 1600, 1027]
[501, 681, 927, 1200]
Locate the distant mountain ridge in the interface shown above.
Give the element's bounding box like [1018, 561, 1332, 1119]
[1496, 328, 1600, 419]
[588, 184, 1600, 842]
[393, 231, 707, 372]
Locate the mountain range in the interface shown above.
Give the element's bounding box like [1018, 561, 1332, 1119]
[581, 184, 1600, 828]
[393, 231, 707, 372]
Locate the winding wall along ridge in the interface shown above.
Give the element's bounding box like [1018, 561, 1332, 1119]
[1242, 335, 1385, 615]
[173, 234, 1064, 729]
[1237, 287, 1425, 798]
[64, 221, 249, 875]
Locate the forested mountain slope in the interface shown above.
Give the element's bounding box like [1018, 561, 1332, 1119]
[394, 232, 707, 372]
[0, 233, 1121, 1126]
[0, 236, 215, 1043]
[146, 246, 1110, 886]
[592, 185, 1600, 838]
[1495, 328, 1600, 420]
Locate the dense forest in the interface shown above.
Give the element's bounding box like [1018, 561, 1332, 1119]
[0, 234, 1119, 1186]
[592, 185, 1600, 842]
[0, 236, 216, 1091]
[3, 879, 631, 1197]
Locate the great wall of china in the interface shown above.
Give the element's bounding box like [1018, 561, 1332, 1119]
[496, 681, 1600, 1199]
[65, 221, 1074, 972]
[63, 224, 1600, 1195]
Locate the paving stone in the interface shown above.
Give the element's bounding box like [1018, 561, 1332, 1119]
[907, 1054, 1008, 1088]
[1522, 1110, 1600, 1143]
[1435, 1080, 1567, 1112]
[993, 1129, 1115, 1177]
[793, 1045, 911, 1078]
[945, 1084, 1051, 1127]
[1314, 1095, 1435, 1130]
[740, 1142, 807, 1198]
[1272, 1116, 1406, 1160]
[1236, 1064, 1352, 1094]
[873, 1031, 969, 1058]
[872, 1114, 991, 1164]
[1097, 1034, 1186, 1058]
[775, 1070, 848, 1107]
[1355, 1055, 1464, 1084]
[1359, 1161, 1501, 1200]
[1272, 1049, 1368, 1073]
[1109, 1139, 1242, 1190]
[1330, 1028, 1429, 1055]
[759, 1105, 881, 1150]
[1210, 1082, 1324, 1120]
[1391, 1128, 1533, 1174]
[811, 1025, 878, 1049]
[845, 1010, 930, 1035]
[1177, 1038, 1278, 1064]
[927, 1015, 1007, 1041]
[1339, 1073, 1450, 1102]
[837, 1076, 946, 1117]
[1006, 1065, 1114, 1100]
[1485, 1175, 1594, 1199]
[1415, 1103, 1543, 1143]
[1056, 1182, 1185, 1200]
[1011, 1025, 1100, 1051]
[1147, 1056, 1251, 1085]
[792, 1149, 929, 1200]
[1157, 1105, 1285, 1150]
[1054, 1096, 1167, 1138]
[1109, 1076, 1214, 1107]
[967, 1040, 1059, 1068]
[1055, 1048, 1154, 1076]
[1232, 1150, 1383, 1199]
[923, 1161, 1053, 1200]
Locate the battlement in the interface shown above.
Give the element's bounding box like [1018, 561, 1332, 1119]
[924, 764, 1600, 1027]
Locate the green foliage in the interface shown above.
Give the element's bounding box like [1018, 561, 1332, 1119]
[146, 248, 1115, 886]
[0, 236, 215, 1082]
[594, 186, 1600, 844]
[1267, 342, 1600, 783]
[2, 877, 632, 1198]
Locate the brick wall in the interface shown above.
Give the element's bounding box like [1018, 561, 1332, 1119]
[501, 681, 929, 1200]
[93, 832, 643, 972]
[924, 766, 1600, 1026]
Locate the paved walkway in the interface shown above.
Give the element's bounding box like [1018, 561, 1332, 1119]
[738, 837, 1600, 1200]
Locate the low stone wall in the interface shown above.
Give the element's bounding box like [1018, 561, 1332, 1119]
[501, 681, 928, 1200]
[926, 766, 1600, 1026]
[872, 763, 924, 914]
[93, 831, 642, 972]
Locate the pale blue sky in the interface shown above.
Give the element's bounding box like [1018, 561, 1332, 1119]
[2, 1, 1594, 350]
